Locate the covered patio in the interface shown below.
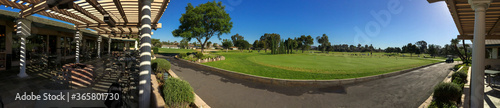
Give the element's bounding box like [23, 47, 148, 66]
[429, 0, 500, 107]
[0, 0, 170, 107]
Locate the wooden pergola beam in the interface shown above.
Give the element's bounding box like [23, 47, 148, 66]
[19, 0, 75, 18]
[457, 35, 500, 40]
[69, 3, 104, 23]
[153, 0, 169, 23]
[75, 23, 160, 29]
[446, 0, 464, 35]
[86, 0, 106, 15]
[52, 7, 93, 24]
[113, 0, 128, 24]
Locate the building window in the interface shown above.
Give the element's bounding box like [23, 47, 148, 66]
[486, 48, 493, 59]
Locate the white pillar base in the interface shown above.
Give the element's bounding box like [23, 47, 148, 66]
[18, 72, 28, 78]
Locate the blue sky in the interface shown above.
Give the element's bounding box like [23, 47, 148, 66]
[0, 0, 462, 49]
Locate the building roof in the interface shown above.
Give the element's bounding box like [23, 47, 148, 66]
[487, 40, 500, 45]
[429, 0, 500, 39]
[0, 9, 100, 37]
[0, 0, 170, 38]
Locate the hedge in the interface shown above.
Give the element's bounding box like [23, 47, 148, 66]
[433, 82, 462, 103]
[152, 58, 171, 74]
[153, 47, 159, 54]
[163, 78, 194, 108]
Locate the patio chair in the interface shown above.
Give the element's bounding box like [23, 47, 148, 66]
[105, 83, 123, 108]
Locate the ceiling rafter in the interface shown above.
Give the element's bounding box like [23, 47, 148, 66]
[75, 23, 160, 29]
[52, 7, 93, 24]
[446, 0, 464, 35]
[113, 0, 128, 24]
[153, 0, 169, 24]
[70, 2, 104, 23]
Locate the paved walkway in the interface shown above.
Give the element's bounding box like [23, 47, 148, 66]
[158, 54, 458, 108]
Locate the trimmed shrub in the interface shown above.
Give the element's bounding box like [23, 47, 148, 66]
[453, 64, 463, 71]
[451, 72, 467, 84]
[163, 78, 194, 108]
[428, 100, 457, 108]
[195, 52, 204, 59]
[179, 53, 187, 58]
[153, 47, 159, 54]
[433, 82, 462, 103]
[151, 58, 171, 74]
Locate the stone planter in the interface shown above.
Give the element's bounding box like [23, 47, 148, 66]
[62, 63, 95, 88]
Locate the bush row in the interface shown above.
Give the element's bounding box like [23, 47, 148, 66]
[163, 78, 194, 108]
[429, 65, 469, 108]
[152, 58, 171, 74]
[151, 58, 195, 107]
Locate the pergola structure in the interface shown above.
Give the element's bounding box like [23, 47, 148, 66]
[0, 0, 170, 107]
[429, 0, 499, 107]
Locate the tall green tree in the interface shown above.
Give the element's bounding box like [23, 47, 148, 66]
[415, 40, 427, 54]
[172, 1, 233, 53]
[231, 34, 244, 46]
[451, 38, 465, 62]
[266, 33, 281, 54]
[297, 35, 314, 53]
[222, 39, 233, 52]
[260, 34, 270, 53]
[152, 38, 162, 47]
[461, 39, 470, 64]
[403, 43, 417, 57]
[428, 44, 440, 58]
[257, 40, 265, 53]
[279, 39, 286, 54]
[316, 34, 330, 53]
[284, 38, 298, 54]
[253, 40, 259, 51]
[180, 38, 190, 49]
[234, 39, 250, 52]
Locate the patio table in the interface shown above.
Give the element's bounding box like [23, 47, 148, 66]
[485, 70, 500, 87]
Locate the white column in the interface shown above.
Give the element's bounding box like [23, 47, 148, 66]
[108, 37, 111, 55]
[135, 40, 138, 50]
[469, 1, 490, 107]
[17, 19, 31, 78]
[75, 31, 81, 63]
[139, 0, 152, 107]
[98, 36, 102, 58]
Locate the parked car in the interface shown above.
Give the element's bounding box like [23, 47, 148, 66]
[446, 56, 454, 63]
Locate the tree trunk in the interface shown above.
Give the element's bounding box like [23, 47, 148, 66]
[453, 45, 465, 61]
[462, 39, 469, 64]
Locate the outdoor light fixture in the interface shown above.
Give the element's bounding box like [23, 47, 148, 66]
[103, 14, 116, 27]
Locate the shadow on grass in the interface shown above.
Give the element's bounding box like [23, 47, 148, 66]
[159, 55, 348, 96]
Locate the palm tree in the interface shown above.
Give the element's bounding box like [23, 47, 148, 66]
[451, 39, 465, 62]
[462, 39, 470, 64]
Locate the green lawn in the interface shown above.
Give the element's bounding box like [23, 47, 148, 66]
[159, 48, 442, 80]
[159, 48, 201, 54]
